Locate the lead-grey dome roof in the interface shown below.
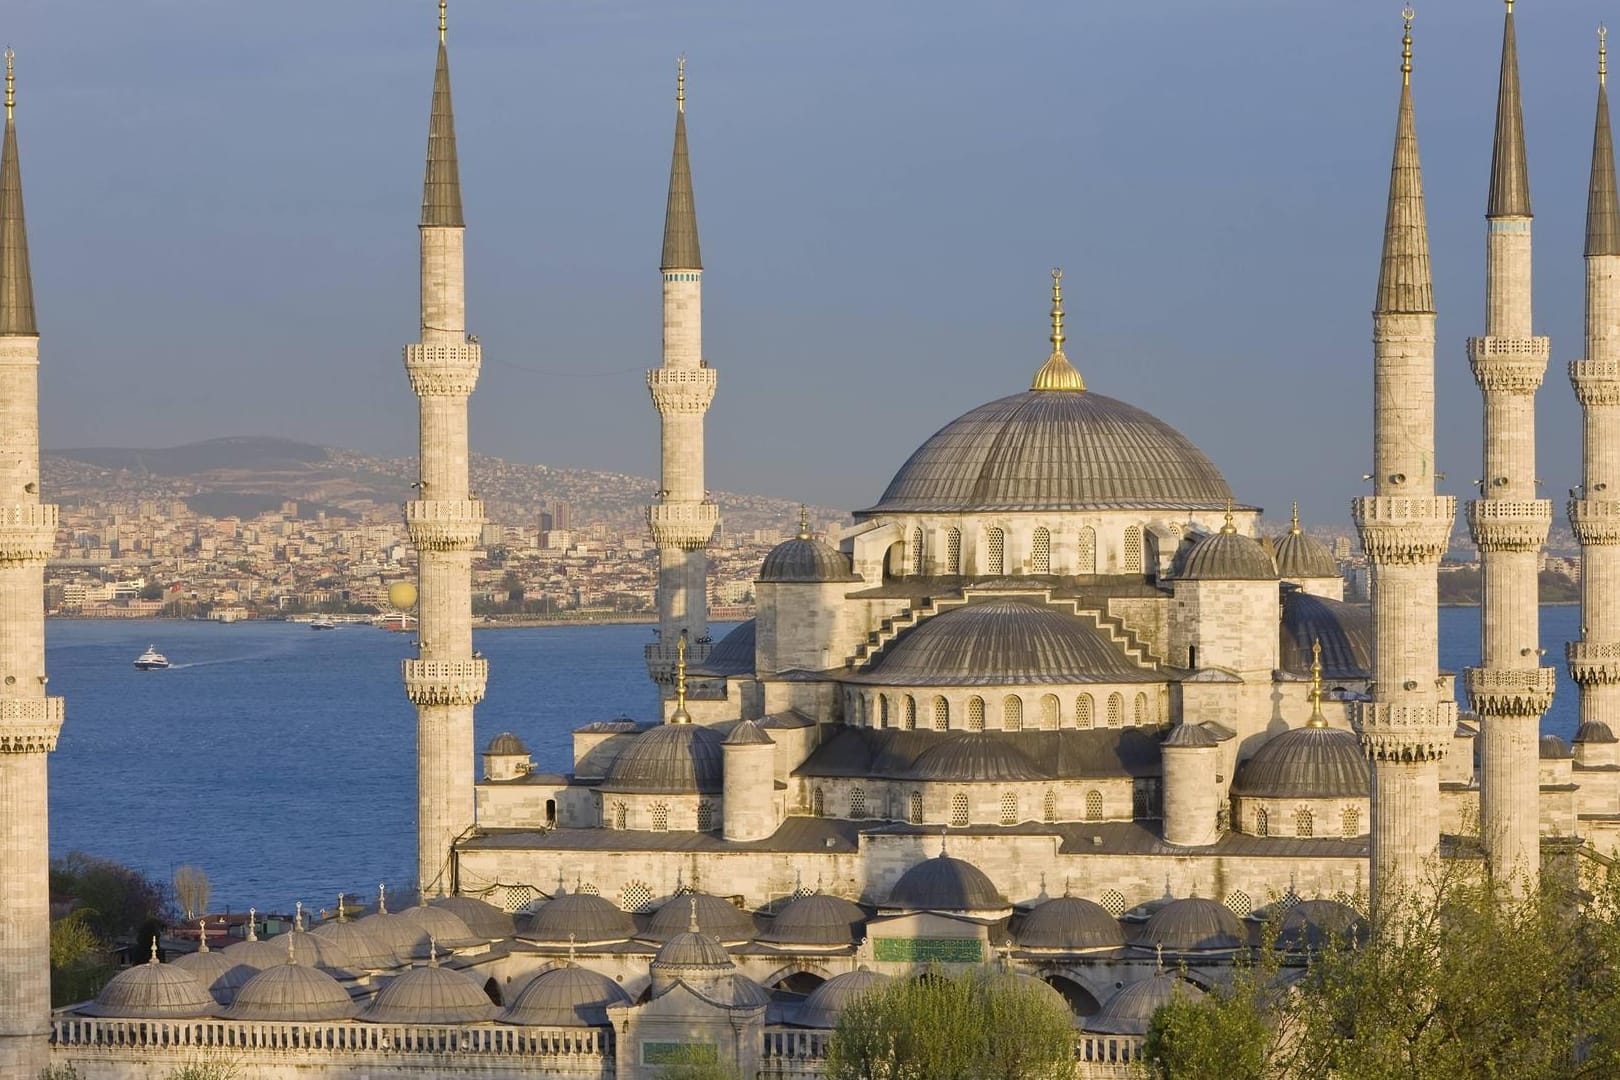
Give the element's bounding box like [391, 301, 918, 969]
[862, 390, 1234, 514]
[171, 949, 260, 1005]
[1279, 592, 1372, 680]
[1015, 895, 1127, 952]
[909, 733, 1045, 781]
[1180, 530, 1276, 581]
[600, 722, 724, 794]
[697, 619, 756, 678]
[310, 918, 398, 970]
[522, 892, 636, 945]
[644, 893, 756, 944]
[359, 964, 498, 1024]
[887, 853, 1008, 913]
[1088, 974, 1205, 1035]
[758, 893, 868, 947]
[79, 957, 215, 1019]
[759, 535, 860, 583]
[224, 961, 358, 1022]
[1577, 720, 1619, 744]
[430, 895, 516, 940]
[1132, 897, 1246, 954]
[1274, 529, 1338, 579]
[652, 929, 735, 971]
[1230, 725, 1369, 799]
[1276, 899, 1367, 951]
[850, 599, 1156, 686]
[1540, 734, 1572, 760]
[500, 964, 631, 1026]
[798, 969, 892, 1028]
[485, 731, 529, 756]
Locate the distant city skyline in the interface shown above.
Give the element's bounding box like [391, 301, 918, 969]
[8, 1, 1617, 523]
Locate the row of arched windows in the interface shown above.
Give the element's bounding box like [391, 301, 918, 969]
[812, 785, 1109, 825]
[856, 690, 1157, 731]
[603, 801, 715, 832]
[1251, 805, 1360, 838]
[902, 524, 1141, 576]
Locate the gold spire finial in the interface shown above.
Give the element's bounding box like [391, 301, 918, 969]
[1291, 501, 1301, 535]
[677, 55, 686, 113]
[1307, 638, 1328, 727]
[1401, 7, 1414, 87]
[1221, 499, 1237, 534]
[672, 633, 691, 722]
[1031, 268, 1086, 391]
[1049, 268, 1065, 355]
[798, 505, 810, 540]
[1505, 0, 1513, 12]
[4, 48, 13, 121]
[439, 0, 447, 44]
[1603, 24, 1609, 86]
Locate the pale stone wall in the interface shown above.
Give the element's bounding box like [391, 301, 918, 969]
[723, 742, 776, 841]
[1161, 745, 1221, 847]
[849, 683, 1166, 733]
[755, 582, 855, 675]
[1169, 580, 1277, 675]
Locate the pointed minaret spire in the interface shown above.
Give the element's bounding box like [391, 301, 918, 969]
[1488, 0, 1531, 218]
[1375, 10, 1433, 316]
[1590, 27, 1620, 257]
[661, 57, 701, 271]
[0, 48, 36, 336]
[421, 5, 464, 228]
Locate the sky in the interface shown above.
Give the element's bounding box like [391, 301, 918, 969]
[5, 1, 1617, 526]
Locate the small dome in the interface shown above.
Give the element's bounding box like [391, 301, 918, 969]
[521, 892, 636, 945]
[1273, 527, 1338, 580]
[724, 718, 775, 747]
[225, 961, 357, 1022]
[311, 919, 398, 970]
[1276, 899, 1367, 952]
[909, 734, 1045, 782]
[79, 956, 214, 1019]
[1133, 897, 1246, 954]
[485, 731, 529, 756]
[1230, 726, 1369, 799]
[1576, 720, 1619, 744]
[171, 950, 260, 1005]
[1540, 734, 1572, 760]
[799, 969, 892, 1028]
[223, 930, 353, 975]
[1088, 974, 1204, 1035]
[393, 903, 481, 956]
[652, 930, 735, 972]
[1162, 723, 1220, 749]
[977, 968, 1073, 1017]
[600, 722, 724, 794]
[1279, 592, 1373, 679]
[887, 853, 1009, 913]
[500, 964, 631, 1026]
[1180, 529, 1276, 581]
[354, 912, 422, 959]
[431, 895, 517, 940]
[1015, 895, 1127, 952]
[359, 964, 498, 1024]
[759, 893, 868, 947]
[759, 533, 859, 584]
[644, 893, 756, 944]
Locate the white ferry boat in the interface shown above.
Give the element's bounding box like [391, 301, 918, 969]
[132, 646, 170, 671]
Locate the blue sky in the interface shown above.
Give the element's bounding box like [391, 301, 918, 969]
[6, 1, 1616, 525]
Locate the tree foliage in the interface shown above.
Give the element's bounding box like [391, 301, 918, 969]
[49, 851, 171, 942]
[656, 1043, 745, 1080]
[173, 865, 210, 922]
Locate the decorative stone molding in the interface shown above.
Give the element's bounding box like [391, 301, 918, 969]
[647, 368, 718, 415]
[1352, 699, 1457, 763]
[1570, 359, 1620, 406]
[1468, 335, 1550, 393]
[0, 696, 65, 753]
[1568, 641, 1620, 687]
[1569, 499, 1620, 546]
[1466, 499, 1552, 552]
[403, 343, 482, 397]
[647, 501, 720, 551]
[1465, 666, 1556, 718]
[404, 499, 486, 551]
[0, 503, 57, 564]
[1351, 495, 1455, 565]
[402, 658, 488, 706]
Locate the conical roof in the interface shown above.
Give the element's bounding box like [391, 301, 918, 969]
[421, 41, 464, 227]
[1591, 77, 1620, 255]
[661, 66, 701, 271]
[0, 71, 36, 336]
[1375, 19, 1433, 316]
[1488, 8, 1531, 218]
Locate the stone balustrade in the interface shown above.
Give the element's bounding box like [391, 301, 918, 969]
[405, 498, 486, 551]
[1351, 495, 1455, 565]
[0, 695, 65, 755]
[1351, 700, 1457, 763]
[647, 367, 718, 414]
[1570, 358, 1620, 406]
[647, 501, 720, 551]
[1468, 335, 1550, 393]
[757, 1027, 1144, 1079]
[1465, 499, 1552, 553]
[1568, 641, 1620, 687]
[402, 658, 489, 706]
[404, 343, 482, 397]
[1466, 666, 1557, 718]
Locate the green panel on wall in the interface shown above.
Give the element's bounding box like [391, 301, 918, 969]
[872, 936, 982, 963]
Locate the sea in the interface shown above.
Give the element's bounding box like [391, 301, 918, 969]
[43, 607, 1580, 914]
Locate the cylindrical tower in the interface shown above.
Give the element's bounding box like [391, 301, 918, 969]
[1161, 728, 1222, 848]
[1351, 14, 1456, 911]
[1466, 1, 1554, 895]
[1569, 31, 1620, 785]
[0, 51, 64, 1077]
[402, 4, 486, 897]
[645, 59, 720, 689]
[722, 719, 775, 842]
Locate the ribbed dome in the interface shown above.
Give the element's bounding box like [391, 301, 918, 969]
[1276, 899, 1366, 952]
[1279, 592, 1373, 679]
[521, 892, 636, 945]
[909, 733, 1045, 781]
[485, 731, 529, 755]
[1180, 530, 1276, 581]
[500, 964, 630, 1026]
[652, 930, 734, 971]
[864, 390, 1233, 514]
[759, 535, 859, 583]
[354, 912, 423, 959]
[852, 599, 1153, 687]
[724, 718, 775, 747]
[1230, 726, 1369, 799]
[1162, 723, 1220, 748]
[798, 969, 892, 1028]
[1576, 720, 1619, 744]
[431, 895, 516, 940]
[644, 893, 755, 944]
[1015, 895, 1127, 952]
[1274, 530, 1338, 579]
[600, 722, 724, 794]
[79, 957, 214, 1019]
[171, 950, 260, 1005]
[1088, 974, 1204, 1035]
[698, 619, 756, 677]
[311, 919, 398, 970]
[759, 893, 868, 947]
[394, 904, 482, 956]
[359, 964, 498, 1024]
[1133, 898, 1245, 954]
[223, 930, 353, 975]
[1540, 734, 1572, 760]
[888, 853, 1008, 913]
[225, 961, 357, 1021]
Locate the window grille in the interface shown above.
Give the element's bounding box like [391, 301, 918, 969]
[903, 696, 916, 730]
[1032, 527, 1051, 573]
[1256, 808, 1269, 836]
[812, 787, 825, 817]
[579, 883, 599, 896]
[1076, 694, 1094, 729]
[1123, 526, 1143, 573]
[968, 696, 985, 731]
[1043, 789, 1057, 823]
[651, 803, 669, 832]
[1295, 808, 1314, 837]
[1077, 527, 1097, 574]
[911, 528, 924, 575]
[910, 792, 924, 824]
[1100, 890, 1126, 917]
[946, 528, 962, 574]
[988, 528, 1005, 575]
[850, 789, 867, 819]
[612, 803, 627, 831]
[879, 695, 890, 728]
[1000, 792, 1018, 825]
[950, 793, 969, 827]
[1085, 790, 1103, 821]
[1224, 890, 1252, 917]
[621, 881, 654, 913]
[1342, 806, 1361, 837]
[1134, 693, 1149, 727]
[1107, 693, 1123, 727]
[1004, 695, 1023, 732]
[696, 802, 715, 832]
[933, 696, 949, 731]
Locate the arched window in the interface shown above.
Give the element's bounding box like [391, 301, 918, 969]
[987, 528, 1006, 575]
[1341, 806, 1360, 837]
[1076, 526, 1097, 575]
[1043, 789, 1058, 823]
[932, 696, 950, 731]
[1255, 807, 1269, 837]
[950, 792, 969, 827]
[909, 792, 924, 824]
[1000, 792, 1019, 826]
[879, 695, 890, 729]
[1085, 790, 1103, 821]
[1123, 526, 1143, 574]
[1040, 694, 1060, 730]
[1099, 890, 1126, 917]
[1003, 695, 1023, 731]
[651, 803, 669, 832]
[1076, 694, 1094, 729]
[1295, 808, 1314, 837]
[1134, 692, 1149, 728]
[1031, 527, 1051, 573]
[812, 787, 825, 817]
[967, 696, 986, 731]
[1107, 693, 1123, 727]
[697, 802, 715, 831]
[911, 528, 924, 575]
[850, 789, 868, 819]
[611, 803, 627, 831]
[946, 528, 962, 575]
[903, 695, 917, 730]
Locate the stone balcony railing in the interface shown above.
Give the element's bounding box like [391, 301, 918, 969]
[1351, 495, 1455, 565]
[1465, 666, 1557, 718]
[647, 366, 718, 414]
[647, 501, 721, 551]
[1468, 335, 1550, 393]
[1568, 641, 1620, 687]
[0, 502, 58, 564]
[1569, 499, 1620, 546]
[402, 658, 489, 707]
[404, 498, 486, 551]
[1351, 699, 1458, 763]
[758, 1027, 1146, 1079]
[0, 695, 65, 753]
[1466, 499, 1553, 553]
[1570, 358, 1620, 406]
[404, 343, 482, 397]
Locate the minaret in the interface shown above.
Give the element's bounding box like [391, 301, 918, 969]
[0, 50, 64, 1076]
[1467, 0, 1555, 894]
[401, 1, 486, 897]
[645, 58, 720, 688]
[1351, 11, 1456, 909]
[1570, 30, 1620, 760]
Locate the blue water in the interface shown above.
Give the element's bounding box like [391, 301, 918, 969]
[44, 608, 1580, 913]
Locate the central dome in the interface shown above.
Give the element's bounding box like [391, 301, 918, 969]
[862, 390, 1233, 515]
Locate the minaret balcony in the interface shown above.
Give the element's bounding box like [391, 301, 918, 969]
[1351, 699, 1457, 763]
[1569, 359, 1620, 406]
[0, 503, 58, 565]
[1465, 499, 1552, 553]
[1465, 666, 1556, 718]
[404, 499, 486, 551]
[0, 696, 65, 754]
[1568, 641, 1620, 687]
[647, 367, 718, 414]
[1468, 336, 1550, 393]
[647, 501, 720, 551]
[1569, 499, 1620, 546]
[404, 343, 482, 397]
[402, 658, 488, 706]
[1350, 495, 1454, 565]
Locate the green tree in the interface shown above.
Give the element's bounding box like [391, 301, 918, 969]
[49, 852, 171, 943]
[657, 1044, 744, 1080]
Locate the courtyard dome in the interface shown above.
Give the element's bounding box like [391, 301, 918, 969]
[1088, 974, 1205, 1035]
[500, 964, 631, 1026]
[644, 893, 756, 944]
[887, 852, 1009, 914]
[852, 599, 1155, 687]
[431, 895, 516, 940]
[1015, 895, 1127, 952]
[652, 928, 734, 972]
[171, 950, 260, 1005]
[1133, 897, 1246, 954]
[1180, 523, 1276, 581]
[224, 929, 354, 975]
[1576, 720, 1619, 744]
[1276, 899, 1367, 952]
[798, 969, 892, 1028]
[311, 918, 398, 970]
[79, 954, 214, 1019]
[1230, 726, 1369, 799]
[600, 722, 724, 794]
[758, 893, 868, 947]
[521, 891, 636, 945]
[1540, 734, 1572, 760]
[392, 903, 482, 957]
[485, 731, 529, 756]
[224, 961, 357, 1022]
[359, 963, 498, 1024]
[759, 526, 859, 584]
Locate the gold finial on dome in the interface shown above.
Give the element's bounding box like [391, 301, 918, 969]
[4, 48, 13, 121]
[439, 0, 448, 44]
[1307, 638, 1328, 728]
[1221, 498, 1237, 534]
[671, 633, 691, 723]
[798, 504, 810, 540]
[1031, 268, 1086, 392]
[1291, 500, 1302, 535]
[1401, 7, 1414, 87]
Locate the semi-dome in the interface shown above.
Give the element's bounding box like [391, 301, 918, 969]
[909, 733, 1045, 782]
[850, 599, 1155, 686]
[697, 619, 756, 678]
[862, 390, 1233, 515]
[359, 963, 498, 1024]
[521, 891, 636, 945]
[1133, 897, 1246, 954]
[758, 893, 868, 947]
[1230, 725, 1369, 799]
[1180, 526, 1276, 581]
[798, 969, 892, 1028]
[1088, 974, 1205, 1035]
[500, 964, 631, 1026]
[311, 918, 398, 970]
[1015, 895, 1127, 952]
[1576, 720, 1619, 744]
[171, 949, 260, 1005]
[431, 895, 516, 940]
[1274, 521, 1339, 579]
[224, 961, 357, 1022]
[644, 893, 756, 944]
[887, 852, 1009, 913]
[759, 529, 860, 584]
[78, 955, 214, 1019]
[485, 731, 529, 756]
[1279, 592, 1373, 679]
[599, 722, 724, 794]
[1276, 899, 1367, 952]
